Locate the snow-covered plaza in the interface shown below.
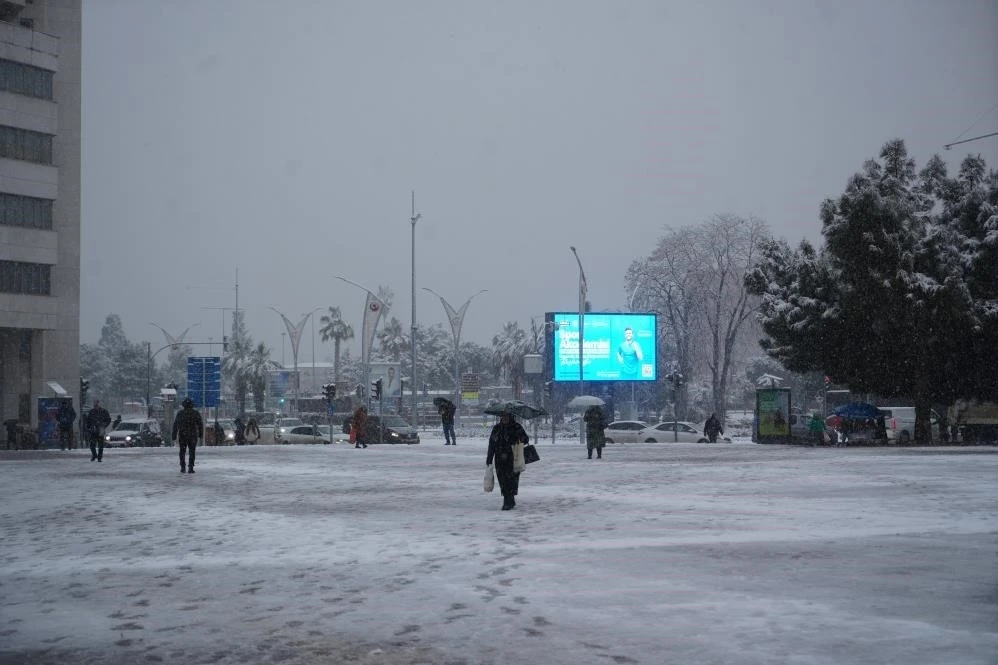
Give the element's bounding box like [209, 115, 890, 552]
[2, 435, 996, 665]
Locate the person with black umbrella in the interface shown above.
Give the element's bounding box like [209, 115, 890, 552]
[486, 412, 529, 510]
[436, 398, 457, 445]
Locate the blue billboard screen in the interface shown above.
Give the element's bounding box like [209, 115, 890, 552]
[549, 312, 657, 382]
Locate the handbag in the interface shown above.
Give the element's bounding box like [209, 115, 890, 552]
[523, 443, 540, 464]
[512, 442, 526, 473]
[484, 464, 495, 492]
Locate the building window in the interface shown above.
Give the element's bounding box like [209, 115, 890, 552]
[0, 192, 53, 229]
[0, 261, 51, 295]
[0, 125, 53, 164]
[0, 59, 53, 100]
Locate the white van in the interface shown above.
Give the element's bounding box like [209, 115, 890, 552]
[878, 407, 940, 444]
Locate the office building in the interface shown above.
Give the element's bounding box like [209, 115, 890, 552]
[0, 0, 81, 431]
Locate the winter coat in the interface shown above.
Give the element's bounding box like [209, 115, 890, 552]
[487, 419, 528, 497]
[439, 403, 456, 425]
[584, 406, 607, 448]
[704, 415, 723, 437]
[86, 406, 111, 435]
[807, 415, 825, 434]
[352, 408, 368, 440]
[244, 419, 261, 442]
[172, 406, 204, 443]
[57, 404, 76, 430]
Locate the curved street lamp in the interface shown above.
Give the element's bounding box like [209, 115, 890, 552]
[423, 287, 487, 413]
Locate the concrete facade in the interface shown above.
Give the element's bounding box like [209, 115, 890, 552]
[0, 1, 81, 431]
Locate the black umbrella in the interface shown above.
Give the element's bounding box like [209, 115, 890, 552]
[483, 400, 548, 420]
[432, 397, 455, 409]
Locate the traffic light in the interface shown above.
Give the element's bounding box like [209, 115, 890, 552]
[372, 379, 383, 401]
[223, 336, 229, 352]
[544, 380, 553, 398]
[80, 377, 90, 405]
[322, 383, 336, 402]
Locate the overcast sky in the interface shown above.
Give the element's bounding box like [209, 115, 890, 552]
[80, 0, 998, 363]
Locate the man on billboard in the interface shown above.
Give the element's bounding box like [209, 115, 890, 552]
[616, 327, 644, 377]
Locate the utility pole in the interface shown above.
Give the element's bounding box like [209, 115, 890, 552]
[410, 191, 421, 428]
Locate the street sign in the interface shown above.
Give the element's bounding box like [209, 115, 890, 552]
[187, 356, 221, 408]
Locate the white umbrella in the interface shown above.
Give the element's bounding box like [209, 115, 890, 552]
[565, 395, 605, 411]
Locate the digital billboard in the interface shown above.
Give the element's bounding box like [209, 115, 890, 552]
[548, 312, 657, 382]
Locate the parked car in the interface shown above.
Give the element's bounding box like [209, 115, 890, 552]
[603, 420, 649, 444]
[104, 419, 164, 447]
[282, 424, 331, 444]
[878, 406, 940, 444]
[274, 417, 305, 444]
[638, 421, 730, 443]
[365, 415, 420, 444]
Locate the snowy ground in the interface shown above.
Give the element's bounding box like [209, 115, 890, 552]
[1, 434, 996, 665]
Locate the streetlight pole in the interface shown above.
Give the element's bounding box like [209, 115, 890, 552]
[334, 276, 388, 412]
[270, 307, 318, 415]
[410, 192, 421, 427]
[423, 287, 487, 414]
[570, 246, 587, 446]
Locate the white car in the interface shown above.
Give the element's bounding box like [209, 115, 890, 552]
[282, 424, 330, 444]
[602, 420, 649, 444]
[638, 421, 730, 443]
[274, 417, 305, 443]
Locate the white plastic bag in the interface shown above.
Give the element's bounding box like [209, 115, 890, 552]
[484, 464, 495, 492]
[513, 442, 526, 473]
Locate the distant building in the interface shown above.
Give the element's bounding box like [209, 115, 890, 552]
[0, 1, 82, 425]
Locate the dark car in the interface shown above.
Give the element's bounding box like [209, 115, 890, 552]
[104, 419, 164, 447]
[366, 415, 420, 444]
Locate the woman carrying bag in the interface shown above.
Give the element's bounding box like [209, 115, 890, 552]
[486, 412, 529, 511]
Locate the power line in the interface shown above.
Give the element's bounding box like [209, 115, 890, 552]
[944, 130, 998, 150]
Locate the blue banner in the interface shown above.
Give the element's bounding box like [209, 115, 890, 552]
[187, 356, 221, 408]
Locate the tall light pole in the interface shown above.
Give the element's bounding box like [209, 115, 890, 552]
[334, 276, 388, 410]
[410, 192, 421, 427]
[423, 287, 487, 413]
[270, 307, 317, 415]
[569, 246, 587, 399]
[570, 246, 587, 446]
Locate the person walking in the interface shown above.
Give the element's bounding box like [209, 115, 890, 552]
[172, 397, 203, 473]
[807, 413, 825, 447]
[352, 406, 368, 448]
[244, 417, 260, 444]
[234, 416, 245, 445]
[439, 400, 457, 445]
[111, 414, 122, 431]
[704, 413, 723, 443]
[486, 412, 529, 510]
[584, 405, 607, 459]
[85, 400, 111, 462]
[57, 401, 77, 451]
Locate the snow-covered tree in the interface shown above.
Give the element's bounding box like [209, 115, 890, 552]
[747, 139, 996, 442]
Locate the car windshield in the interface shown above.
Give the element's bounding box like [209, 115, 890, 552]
[378, 416, 410, 428]
[278, 419, 304, 428]
[116, 422, 141, 432]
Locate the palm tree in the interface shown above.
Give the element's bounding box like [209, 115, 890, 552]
[222, 310, 254, 414]
[377, 317, 408, 364]
[318, 306, 354, 382]
[491, 321, 529, 398]
[244, 342, 276, 412]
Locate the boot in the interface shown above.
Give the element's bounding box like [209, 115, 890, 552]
[180, 466, 186, 473]
[188, 466, 195, 473]
[588, 451, 592, 459]
[597, 450, 602, 459]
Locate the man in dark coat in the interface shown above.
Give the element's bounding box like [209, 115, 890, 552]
[172, 398, 203, 473]
[439, 400, 457, 445]
[85, 400, 111, 462]
[704, 413, 723, 443]
[486, 413, 529, 510]
[57, 401, 77, 450]
[584, 405, 607, 459]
